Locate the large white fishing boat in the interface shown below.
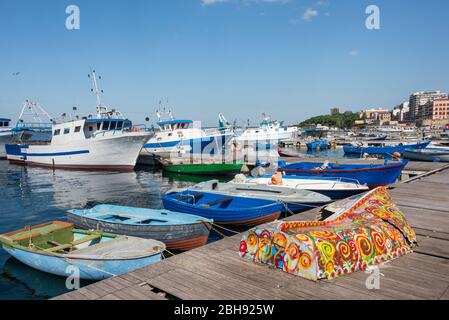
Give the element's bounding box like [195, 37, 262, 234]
[0, 118, 13, 159]
[140, 109, 234, 159]
[5, 70, 152, 170]
[234, 114, 298, 146]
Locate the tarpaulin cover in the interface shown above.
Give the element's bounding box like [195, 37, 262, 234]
[239, 187, 417, 280]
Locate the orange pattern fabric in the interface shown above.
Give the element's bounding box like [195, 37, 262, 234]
[239, 187, 416, 281]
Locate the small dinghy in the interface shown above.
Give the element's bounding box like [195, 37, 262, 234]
[233, 175, 369, 199]
[182, 180, 332, 212]
[403, 148, 449, 162]
[162, 191, 283, 226]
[278, 148, 309, 158]
[343, 140, 430, 155]
[0, 221, 165, 280]
[306, 140, 329, 150]
[67, 205, 212, 251]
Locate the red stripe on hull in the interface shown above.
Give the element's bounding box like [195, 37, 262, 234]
[217, 212, 281, 226]
[165, 235, 209, 251]
[8, 160, 135, 172]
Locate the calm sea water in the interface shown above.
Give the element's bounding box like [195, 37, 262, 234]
[0, 148, 351, 300]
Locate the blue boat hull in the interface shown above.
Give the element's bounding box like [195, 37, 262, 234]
[162, 191, 283, 226]
[2, 245, 162, 281]
[279, 161, 408, 187]
[306, 140, 329, 150]
[343, 141, 430, 155]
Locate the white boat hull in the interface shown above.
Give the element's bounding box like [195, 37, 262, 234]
[0, 130, 14, 159]
[141, 132, 233, 157]
[233, 176, 369, 199]
[6, 132, 150, 170]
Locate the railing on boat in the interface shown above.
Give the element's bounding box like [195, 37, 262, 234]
[14, 122, 53, 132]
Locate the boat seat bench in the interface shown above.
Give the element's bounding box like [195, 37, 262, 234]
[45, 234, 102, 253]
[177, 193, 203, 202]
[200, 197, 233, 208]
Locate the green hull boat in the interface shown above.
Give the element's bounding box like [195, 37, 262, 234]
[163, 161, 243, 175]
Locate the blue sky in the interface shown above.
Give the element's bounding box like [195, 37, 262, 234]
[0, 0, 448, 126]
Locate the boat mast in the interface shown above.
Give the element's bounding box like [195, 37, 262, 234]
[88, 68, 106, 117]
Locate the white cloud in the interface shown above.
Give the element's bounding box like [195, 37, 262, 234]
[201, 0, 289, 5]
[302, 8, 318, 21]
[349, 50, 360, 56]
[317, 0, 330, 6]
[201, 0, 229, 5]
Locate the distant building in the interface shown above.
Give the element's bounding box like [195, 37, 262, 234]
[392, 101, 410, 122]
[409, 91, 447, 120]
[330, 107, 340, 115]
[361, 108, 392, 125]
[432, 98, 449, 120]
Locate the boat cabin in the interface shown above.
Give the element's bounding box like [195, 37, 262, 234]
[50, 117, 132, 145]
[157, 119, 193, 132]
[0, 118, 11, 128]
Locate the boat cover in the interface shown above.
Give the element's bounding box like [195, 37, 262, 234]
[239, 187, 416, 280]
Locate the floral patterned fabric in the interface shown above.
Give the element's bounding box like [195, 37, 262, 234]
[239, 187, 417, 281]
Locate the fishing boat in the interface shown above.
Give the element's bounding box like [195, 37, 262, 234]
[162, 190, 283, 226]
[234, 114, 298, 146]
[306, 139, 329, 150]
[233, 175, 369, 199]
[278, 160, 408, 187]
[0, 221, 165, 280]
[403, 148, 449, 162]
[343, 140, 430, 155]
[179, 179, 332, 212]
[0, 118, 13, 159]
[140, 109, 234, 159]
[5, 70, 152, 170]
[67, 205, 213, 251]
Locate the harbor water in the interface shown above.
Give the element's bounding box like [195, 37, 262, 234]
[0, 147, 355, 300]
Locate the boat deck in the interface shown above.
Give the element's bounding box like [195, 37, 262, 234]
[54, 162, 449, 300]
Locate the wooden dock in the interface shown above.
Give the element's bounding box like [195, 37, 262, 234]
[54, 161, 449, 300]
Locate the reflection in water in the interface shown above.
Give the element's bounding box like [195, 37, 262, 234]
[2, 257, 93, 300]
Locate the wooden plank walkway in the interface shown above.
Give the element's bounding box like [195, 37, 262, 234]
[54, 164, 449, 300]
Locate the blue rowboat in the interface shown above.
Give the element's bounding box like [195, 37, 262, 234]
[0, 221, 165, 280]
[67, 205, 213, 251]
[278, 161, 408, 187]
[343, 140, 430, 155]
[306, 140, 329, 150]
[162, 191, 283, 226]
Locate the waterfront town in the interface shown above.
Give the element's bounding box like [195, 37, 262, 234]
[340, 90, 449, 129]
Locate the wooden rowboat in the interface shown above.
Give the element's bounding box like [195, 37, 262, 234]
[67, 205, 212, 251]
[0, 221, 165, 280]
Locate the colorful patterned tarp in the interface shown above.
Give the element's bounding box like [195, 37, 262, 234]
[239, 187, 417, 281]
